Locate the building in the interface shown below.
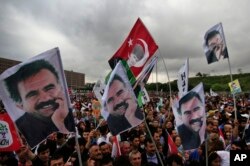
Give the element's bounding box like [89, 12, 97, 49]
[0, 57, 85, 89]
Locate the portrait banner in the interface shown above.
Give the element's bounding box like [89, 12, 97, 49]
[0, 48, 75, 148]
[108, 18, 158, 77]
[172, 82, 206, 150]
[177, 58, 189, 98]
[203, 22, 229, 64]
[228, 79, 242, 94]
[101, 61, 144, 136]
[0, 113, 21, 151]
[93, 79, 106, 103]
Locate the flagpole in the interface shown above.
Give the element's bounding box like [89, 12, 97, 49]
[144, 118, 165, 166]
[75, 127, 83, 166]
[158, 49, 172, 119]
[156, 58, 159, 95]
[158, 50, 172, 98]
[227, 58, 237, 120]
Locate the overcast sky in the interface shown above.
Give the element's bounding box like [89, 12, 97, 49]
[0, 0, 249, 83]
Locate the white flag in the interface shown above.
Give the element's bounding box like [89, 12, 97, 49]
[210, 88, 218, 96]
[93, 79, 106, 102]
[177, 58, 189, 98]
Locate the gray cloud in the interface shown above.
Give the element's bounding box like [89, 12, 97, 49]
[0, 0, 250, 83]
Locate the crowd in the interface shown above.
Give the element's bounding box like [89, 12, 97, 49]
[0, 92, 250, 166]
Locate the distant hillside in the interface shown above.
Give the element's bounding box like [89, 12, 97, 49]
[145, 73, 250, 92]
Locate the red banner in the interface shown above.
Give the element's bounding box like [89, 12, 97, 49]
[109, 18, 158, 77]
[0, 113, 21, 151]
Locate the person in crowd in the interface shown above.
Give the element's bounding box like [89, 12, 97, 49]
[129, 150, 142, 166]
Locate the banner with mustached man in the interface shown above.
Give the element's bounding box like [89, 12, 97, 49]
[101, 61, 144, 136]
[0, 48, 75, 148]
[228, 79, 242, 95]
[109, 18, 158, 78]
[203, 22, 229, 64]
[172, 83, 206, 150]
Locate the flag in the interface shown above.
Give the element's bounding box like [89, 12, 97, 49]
[172, 83, 206, 150]
[92, 99, 101, 119]
[136, 55, 157, 88]
[93, 79, 106, 102]
[177, 58, 189, 98]
[228, 79, 242, 94]
[101, 61, 144, 135]
[203, 22, 229, 64]
[0, 113, 21, 151]
[109, 18, 158, 77]
[0, 48, 75, 148]
[167, 131, 178, 155]
[111, 135, 121, 158]
[210, 88, 218, 96]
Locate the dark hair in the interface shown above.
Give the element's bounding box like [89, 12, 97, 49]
[144, 138, 153, 146]
[4, 59, 59, 103]
[178, 91, 202, 114]
[109, 74, 126, 88]
[49, 153, 64, 165]
[208, 151, 221, 166]
[99, 142, 108, 147]
[167, 154, 184, 166]
[37, 143, 49, 154]
[205, 30, 220, 46]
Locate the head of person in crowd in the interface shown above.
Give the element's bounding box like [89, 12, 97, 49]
[77, 137, 87, 153]
[89, 144, 103, 161]
[144, 138, 156, 156]
[113, 155, 132, 166]
[100, 155, 113, 166]
[130, 134, 140, 150]
[173, 136, 182, 148]
[4, 59, 66, 119]
[231, 140, 245, 150]
[208, 151, 221, 166]
[99, 142, 112, 157]
[178, 91, 205, 133]
[129, 150, 142, 166]
[120, 141, 131, 156]
[37, 143, 50, 165]
[49, 154, 64, 166]
[56, 133, 66, 148]
[152, 130, 160, 144]
[167, 154, 184, 166]
[170, 129, 178, 139]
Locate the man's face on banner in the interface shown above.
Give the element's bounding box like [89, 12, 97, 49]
[180, 97, 204, 132]
[207, 33, 225, 59]
[106, 79, 133, 117]
[17, 69, 63, 117]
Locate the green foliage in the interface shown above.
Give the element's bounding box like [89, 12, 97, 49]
[145, 73, 250, 92]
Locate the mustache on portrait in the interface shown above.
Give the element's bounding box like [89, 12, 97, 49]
[189, 118, 203, 125]
[35, 99, 59, 111]
[113, 101, 129, 112]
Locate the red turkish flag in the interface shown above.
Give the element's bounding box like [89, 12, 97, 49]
[109, 18, 158, 77]
[167, 132, 178, 155]
[0, 113, 21, 151]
